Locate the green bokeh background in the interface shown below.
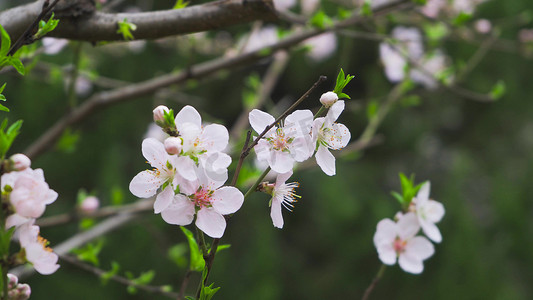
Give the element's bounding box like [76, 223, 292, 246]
[1, 0, 532, 299]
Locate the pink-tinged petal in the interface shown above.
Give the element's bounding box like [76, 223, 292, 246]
[425, 200, 445, 223]
[211, 187, 244, 215]
[275, 171, 293, 187]
[141, 138, 167, 170]
[175, 156, 197, 181]
[173, 174, 198, 196]
[268, 151, 294, 174]
[325, 100, 345, 123]
[6, 214, 29, 229]
[15, 201, 46, 219]
[175, 105, 202, 131]
[254, 139, 271, 162]
[419, 219, 442, 243]
[249, 109, 275, 134]
[328, 123, 351, 150]
[316, 145, 336, 176]
[180, 123, 202, 153]
[202, 124, 229, 152]
[161, 195, 195, 225]
[44, 190, 58, 205]
[397, 212, 420, 240]
[197, 163, 227, 190]
[373, 218, 397, 247]
[290, 136, 313, 162]
[196, 208, 226, 238]
[398, 252, 424, 274]
[129, 170, 165, 198]
[270, 197, 284, 228]
[25, 243, 60, 275]
[284, 110, 313, 137]
[154, 186, 174, 214]
[199, 152, 231, 183]
[377, 243, 397, 266]
[406, 236, 435, 260]
[416, 181, 431, 203]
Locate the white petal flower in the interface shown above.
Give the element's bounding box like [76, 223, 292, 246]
[373, 213, 435, 274]
[17, 222, 60, 275]
[249, 109, 314, 173]
[312, 101, 351, 176]
[269, 171, 300, 229]
[413, 182, 445, 243]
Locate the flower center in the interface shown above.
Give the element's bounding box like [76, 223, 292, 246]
[192, 188, 213, 208]
[275, 182, 300, 211]
[267, 128, 293, 151]
[393, 237, 407, 254]
[37, 236, 53, 253]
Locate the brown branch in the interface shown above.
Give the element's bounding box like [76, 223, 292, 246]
[23, 0, 412, 160]
[0, 0, 277, 43]
[60, 254, 179, 299]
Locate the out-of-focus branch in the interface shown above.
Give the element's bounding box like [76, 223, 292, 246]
[60, 254, 179, 299]
[23, 0, 413, 160]
[0, 0, 277, 43]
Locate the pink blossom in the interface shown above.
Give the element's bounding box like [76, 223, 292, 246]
[269, 171, 300, 229]
[413, 182, 445, 243]
[161, 167, 244, 238]
[153, 105, 169, 123]
[9, 154, 31, 171]
[249, 109, 314, 173]
[17, 222, 60, 275]
[304, 32, 337, 62]
[373, 213, 434, 274]
[80, 196, 100, 214]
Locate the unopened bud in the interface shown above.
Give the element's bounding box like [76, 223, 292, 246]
[257, 182, 275, 195]
[12, 283, 31, 300]
[164, 137, 182, 155]
[319, 91, 338, 107]
[80, 196, 99, 214]
[9, 154, 31, 171]
[7, 274, 18, 289]
[153, 105, 170, 124]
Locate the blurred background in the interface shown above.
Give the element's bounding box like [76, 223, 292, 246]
[1, 0, 533, 299]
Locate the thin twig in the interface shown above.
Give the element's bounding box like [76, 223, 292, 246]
[60, 254, 179, 299]
[362, 264, 386, 300]
[177, 270, 192, 300]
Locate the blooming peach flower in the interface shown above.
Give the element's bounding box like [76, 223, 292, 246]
[413, 182, 445, 243]
[373, 213, 434, 274]
[269, 171, 300, 229]
[17, 222, 59, 275]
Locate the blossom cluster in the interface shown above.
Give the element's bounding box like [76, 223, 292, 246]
[250, 90, 351, 228]
[130, 105, 244, 238]
[373, 182, 445, 274]
[1, 154, 60, 275]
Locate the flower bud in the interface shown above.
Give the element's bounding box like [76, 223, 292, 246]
[7, 274, 18, 289]
[153, 105, 170, 124]
[9, 154, 31, 171]
[164, 137, 182, 155]
[11, 283, 31, 300]
[80, 196, 100, 214]
[319, 91, 338, 107]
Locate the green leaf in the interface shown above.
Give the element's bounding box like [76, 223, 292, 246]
[216, 244, 231, 253]
[0, 104, 8, 112]
[100, 261, 120, 285]
[180, 226, 205, 272]
[424, 23, 449, 43]
[0, 25, 11, 58]
[34, 13, 60, 39]
[0, 227, 15, 254]
[452, 12, 472, 26]
[56, 127, 81, 153]
[111, 186, 124, 206]
[310, 10, 333, 29]
[0, 119, 22, 159]
[391, 191, 405, 206]
[6, 57, 25, 75]
[360, 0, 372, 17]
[173, 0, 190, 9]
[366, 100, 379, 120]
[168, 243, 188, 268]
[400, 95, 421, 107]
[200, 283, 220, 300]
[116, 19, 137, 41]
[0, 83, 6, 95]
[333, 68, 355, 96]
[411, 0, 427, 5]
[337, 8, 352, 20]
[489, 80, 506, 100]
[72, 240, 105, 266]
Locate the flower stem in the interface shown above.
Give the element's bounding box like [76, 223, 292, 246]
[314, 105, 326, 118]
[362, 264, 386, 300]
[244, 167, 271, 200]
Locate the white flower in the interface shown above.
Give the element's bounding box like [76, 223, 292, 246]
[129, 138, 196, 200]
[174, 105, 231, 176]
[269, 171, 300, 229]
[249, 109, 314, 173]
[373, 213, 435, 274]
[303, 32, 337, 62]
[2, 169, 58, 228]
[413, 182, 445, 243]
[319, 91, 338, 107]
[17, 222, 59, 275]
[312, 101, 351, 176]
[160, 167, 244, 238]
[380, 27, 424, 83]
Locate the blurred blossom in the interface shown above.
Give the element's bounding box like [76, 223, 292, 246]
[410, 51, 449, 89]
[64, 76, 93, 97]
[80, 196, 100, 214]
[303, 32, 337, 62]
[421, 0, 446, 18]
[144, 123, 168, 142]
[519, 29, 533, 43]
[42, 38, 68, 55]
[241, 26, 279, 53]
[474, 19, 492, 34]
[301, 0, 319, 15]
[273, 0, 297, 10]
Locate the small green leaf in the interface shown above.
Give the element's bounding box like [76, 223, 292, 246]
[72, 240, 105, 266]
[100, 261, 120, 285]
[400, 95, 421, 107]
[0, 104, 8, 112]
[452, 12, 472, 26]
[34, 13, 60, 39]
[117, 19, 137, 41]
[56, 127, 81, 153]
[111, 186, 124, 205]
[360, 0, 372, 17]
[180, 226, 205, 272]
[168, 243, 188, 268]
[173, 0, 190, 9]
[366, 100, 378, 120]
[0, 83, 6, 95]
[310, 10, 333, 29]
[0, 25, 11, 58]
[489, 80, 506, 100]
[200, 283, 220, 300]
[216, 244, 231, 253]
[337, 8, 352, 20]
[6, 57, 25, 75]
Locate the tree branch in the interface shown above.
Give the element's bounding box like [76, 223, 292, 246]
[0, 0, 277, 43]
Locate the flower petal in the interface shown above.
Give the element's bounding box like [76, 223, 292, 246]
[405, 236, 435, 260]
[416, 181, 430, 203]
[211, 186, 244, 215]
[398, 252, 424, 274]
[425, 200, 445, 223]
[249, 109, 275, 134]
[268, 151, 294, 174]
[129, 170, 165, 198]
[284, 110, 313, 137]
[328, 123, 351, 150]
[290, 136, 313, 162]
[175, 156, 197, 181]
[196, 208, 226, 238]
[175, 105, 202, 131]
[141, 138, 167, 170]
[377, 243, 397, 266]
[316, 145, 336, 176]
[270, 197, 284, 228]
[154, 186, 174, 214]
[325, 100, 345, 123]
[419, 219, 442, 243]
[275, 171, 293, 187]
[373, 218, 397, 248]
[161, 195, 195, 225]
[397, 212, 420, 240]
[201, 124, 229, 152]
